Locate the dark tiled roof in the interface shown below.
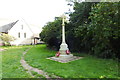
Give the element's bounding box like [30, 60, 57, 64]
[0, 20, 19, 32]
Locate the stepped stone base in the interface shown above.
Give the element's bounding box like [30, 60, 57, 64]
[59, 54, 73, 58]
[47, 54, 83, 63]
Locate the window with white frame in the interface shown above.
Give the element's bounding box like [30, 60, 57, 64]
[21, 25, 23, 30]
[24, 33, 26, 38]
[18, 32, 20, 38]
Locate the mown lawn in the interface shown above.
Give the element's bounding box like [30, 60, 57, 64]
[24, 44, 119, 78]
[2, 46, 32, 78]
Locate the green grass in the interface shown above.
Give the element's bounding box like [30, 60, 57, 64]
[31, 71, 45, 78]
[2, 46, 32, 78]
[24, 44, 119, 78]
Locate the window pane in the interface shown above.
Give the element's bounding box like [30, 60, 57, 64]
[18, 32, 20, 38]
[24, 33, 26, 38]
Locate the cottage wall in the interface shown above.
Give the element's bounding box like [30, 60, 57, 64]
[8, 20, 33, 45]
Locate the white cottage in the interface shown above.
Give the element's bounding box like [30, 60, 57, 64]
[0, 19, 40, 46]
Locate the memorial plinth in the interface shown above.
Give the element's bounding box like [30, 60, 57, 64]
[47, 14, 82, 63]
[47, 56, 82, 63]
[59, 14, 73, 58]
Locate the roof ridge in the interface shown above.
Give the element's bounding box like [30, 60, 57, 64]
[0, 20, 19, 32]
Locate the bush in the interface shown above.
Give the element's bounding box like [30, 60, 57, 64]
[0, 33, 16, 46]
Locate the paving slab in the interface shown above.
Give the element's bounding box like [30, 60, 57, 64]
[47, 56, 83, 63]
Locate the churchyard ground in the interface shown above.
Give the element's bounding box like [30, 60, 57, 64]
[2, 46, 31, 78]
[1, 44, 119, 78]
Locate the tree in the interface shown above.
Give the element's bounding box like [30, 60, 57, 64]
[89, 2, 120, 58]
[66, 2, 96, 52]
[40, 2, 119, 59]
[0, 33, 16, 46]
[40, 18, 62, 50]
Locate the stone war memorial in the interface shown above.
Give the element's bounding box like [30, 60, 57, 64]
[47, 14, 82, 63]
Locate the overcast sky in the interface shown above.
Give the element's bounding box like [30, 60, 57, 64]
[0, 0, 69, 28]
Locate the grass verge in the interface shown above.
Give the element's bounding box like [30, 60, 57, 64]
[24, 44, 119, 78]
[2, 46, 32, 78]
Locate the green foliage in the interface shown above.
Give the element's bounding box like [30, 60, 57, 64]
[0, 33, 16, 45]
[66, 2, 96, 52]
[25, 45, 119, 78]
[40, 2, 119, 59]
[40, 18, 62, 50]
[69, 2, 95, 26]
[89, 2, 120, 58]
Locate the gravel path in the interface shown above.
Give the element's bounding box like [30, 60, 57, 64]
[20, 47, 60, 78]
